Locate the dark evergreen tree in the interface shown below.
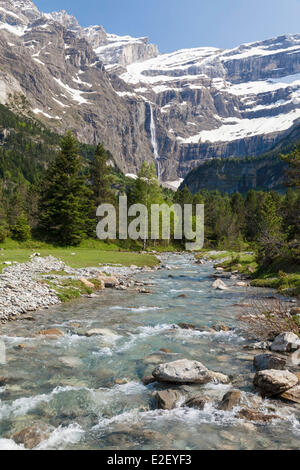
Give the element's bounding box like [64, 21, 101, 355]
[90, 143, 115, 207]
[11, 212, 31, 242]
[38, 131, 92, 246]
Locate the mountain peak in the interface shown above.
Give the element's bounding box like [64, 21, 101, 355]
[44, 9, 80, 31]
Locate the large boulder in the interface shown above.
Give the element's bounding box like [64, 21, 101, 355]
[280, 385, 300, 404]
[270, 332, 300, 353]
[152, 359, 211, 384]
[253, 354, 286, 371]
[153, 390, 181, 410]
[253, 369, 298, 397]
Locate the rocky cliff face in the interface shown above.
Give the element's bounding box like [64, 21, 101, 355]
[0, 0, 300, 182]
[0, 0, 159, 174]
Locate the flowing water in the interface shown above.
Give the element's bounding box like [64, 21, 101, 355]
[0, 254, 299, 450]
[149, 105, 162, 181]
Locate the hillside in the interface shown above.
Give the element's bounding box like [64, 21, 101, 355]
[181, 123, 300, 193]
[0, 1, 300, 183]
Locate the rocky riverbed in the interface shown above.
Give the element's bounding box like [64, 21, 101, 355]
[0, 253, 299, 450]
[0, 255, 159, 322]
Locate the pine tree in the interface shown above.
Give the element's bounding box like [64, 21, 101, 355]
[281, 146, 300, 187]
[257, 193, 285, 265]
[129, 162, 163, 247]
[90, 143, 115, 207]
[39, 131, 92, 246]
[11, 212, 31, 242]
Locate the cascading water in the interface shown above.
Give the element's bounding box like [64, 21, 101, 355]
[149, 104, 162, 181]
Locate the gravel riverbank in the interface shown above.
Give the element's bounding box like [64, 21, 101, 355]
[0, 255, 159, 322]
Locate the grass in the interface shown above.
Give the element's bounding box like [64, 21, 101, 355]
[197, 248, 300, 297]
[43, 277, 108, 302]
[217, 253, 258, 275]
[207, 249, 300, 297]
[250, 271, 300, 296]
[0, 239, 159, 273]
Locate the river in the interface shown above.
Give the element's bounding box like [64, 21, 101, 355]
[0, 253, 299, 450]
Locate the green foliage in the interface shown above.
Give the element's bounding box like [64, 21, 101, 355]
[11, 212, 31, 242]
[38, 131, 92, 246]
[281, 145, 300, 187]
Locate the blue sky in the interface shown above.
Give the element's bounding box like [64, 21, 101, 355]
[34, 0, 300, 53]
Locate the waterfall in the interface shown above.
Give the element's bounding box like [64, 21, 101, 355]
[149, 104, 161, 181]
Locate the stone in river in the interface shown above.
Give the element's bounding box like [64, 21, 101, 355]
[290, 307, 300, 315]
[177, 323, 196, 330]
[236, 408, 279, 423]
[253, 369, 298, 397]
[85, 328, 118, 339]
[12, 424, 53, 449]
[212, 279, 228, 290]
[208, 371, 231, 384]
[184, 395, 211, 410]
[153, 389, 182, 410]
[289, 349, 300, 366]
[270, 332, 300, 353]
[38, 328, 64, 337]
[253, 354, 286, 371]
[280, 384, 300, 404]
[152, 359, 211, 384]
[142, 376, 156, 386]
[219, 390, 242, 411]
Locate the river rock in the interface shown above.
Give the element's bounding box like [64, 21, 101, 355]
[235, 281, 249, 287]
[290, 307, 300, 315]
[85, 328, 119, 340]
[0, 376, 8, 386]
[208, 371, 231, 384]
[219, 390, 242, 410]
[177, 323, 197, 330]
[12, 424, 53, 449]
[253, 369, 299, 397]
[270, 332, 300, 353]
[184, 395, 211, 410]
[152, 359, 211, 384]
[142, 376, 156, 386]
[244, 341, 272, 351]
[290, 349, 300, 366]
[280, 384, 300, 404]
[38, 328, 64, 337]
[212, 279, 228, 290]
[253, 354, 287, 371]
[97, 274, 119, 288]
[236, 408, 279, 423]
[80, 278, 95, 289]
[212, 324, 231, 332]
[153, 389, 181, 410]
